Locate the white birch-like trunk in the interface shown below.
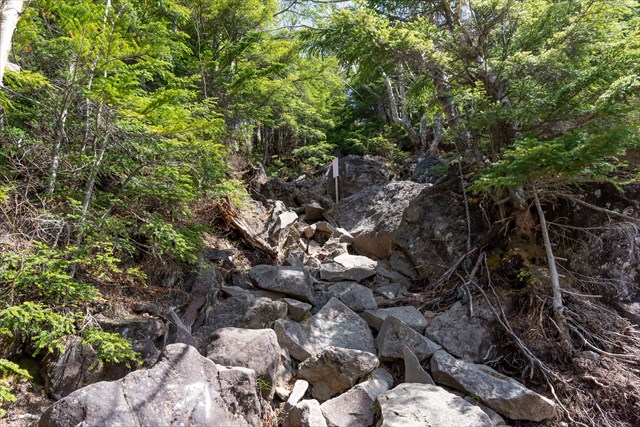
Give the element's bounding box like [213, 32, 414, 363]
[0, 0, 24, 87]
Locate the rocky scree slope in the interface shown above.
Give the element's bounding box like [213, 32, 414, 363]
[7, 155, 640, 426]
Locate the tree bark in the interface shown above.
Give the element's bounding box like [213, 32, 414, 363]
[0, 0, 24, 87]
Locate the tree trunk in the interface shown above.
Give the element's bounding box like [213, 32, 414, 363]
[381, 69, 420, 149]
[0, 0, 24, 87]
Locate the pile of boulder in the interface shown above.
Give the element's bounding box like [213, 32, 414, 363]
[38, 175, 557, 426]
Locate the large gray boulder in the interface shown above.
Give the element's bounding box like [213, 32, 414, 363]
[425, 300, 500, 363]
[328, 282, 377, 312]
[328, 181, 427, 258]
[250, 265, 315, 304]
[362, 306, 428, 333]
[431, 350, 557, 421]
[206, 328, 281, 399]
[298, 346, 379, 401]
[327, 155, 389, 201]
[39, 344, 263, 427]
[320, 368, 393, 427]
[376, 316, 441, 362]
[377, 383, 493, 427]
[394, 181, 488, 278]
[274, 298, 376, 361]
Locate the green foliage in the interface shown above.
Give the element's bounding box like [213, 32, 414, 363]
[0, 302, 77, 356]
[81, 328, 141, 367]
[0, 244, 99, 306]
[141, 215, 204, 265]
[0, 359, 31, 417]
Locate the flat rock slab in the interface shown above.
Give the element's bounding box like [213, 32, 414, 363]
[362, 306, 428, 333]
[284, 298, 312, 321]
[275, 298, 376, 361]
[377, 383, 493, 427]
[206, 328, 281, 399]
[377, 316, 441, 362]
[298, 346, 379, 401]
[250, 265, 315, 303]
[328, 282, 377, 312]
[431, 350, 557, 422]
[320, 368, 393, 427]
[39, 344, 263, 427]
[319, 254, 377, 282]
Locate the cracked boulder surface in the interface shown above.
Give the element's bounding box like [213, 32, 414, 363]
[38, 344, 263, 427]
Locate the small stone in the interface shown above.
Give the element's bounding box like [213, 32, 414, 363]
[304, 203, 325, 222]
[283, 298, 312, 322]
[286, 380, 309, 410]
[275, 386, 290, 400]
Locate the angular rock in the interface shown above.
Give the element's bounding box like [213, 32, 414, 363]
[425, 300, 499, 363]
[284, 298, 312, 321]
[250, 265, 315, 304]
[377, 316, 441, 362]
[278, 211, 299, 230]
[274, 298, 376, 362]
[284, 399, 327, 427]
[39, 344, 263, 427]
[431, 350, 557, 421]
[412, 156, 444, 184]
[377, 383, 493, 427]
[402, 345, 434, 385]
[320, 368, 392, 427]
[206, 328, 281, 399]
[320, 254, 377, 282]
[304, 202, 325, 222]
[195, 295, 287, 340]
[328, 282, 377, 312]
[286, 380, 310, 410]
[329, 181, 426, 258]
[464, 397, 508, 427]
[361, 306, 428, 333]
[298, 346, 379, 401]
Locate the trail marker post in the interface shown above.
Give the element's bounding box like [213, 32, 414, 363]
[332, 157, 339, 203]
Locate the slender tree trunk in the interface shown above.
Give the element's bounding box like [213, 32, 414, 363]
[0, 0, 24, 87]
[427, 111, 443, 156]
[532, 186, 570, 340]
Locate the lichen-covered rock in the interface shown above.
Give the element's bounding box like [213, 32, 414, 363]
[39, 344, 263, 427]
[327, 155, 389, 201]
[319, 254, 377, 282]
[431, 350, 556, 422]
